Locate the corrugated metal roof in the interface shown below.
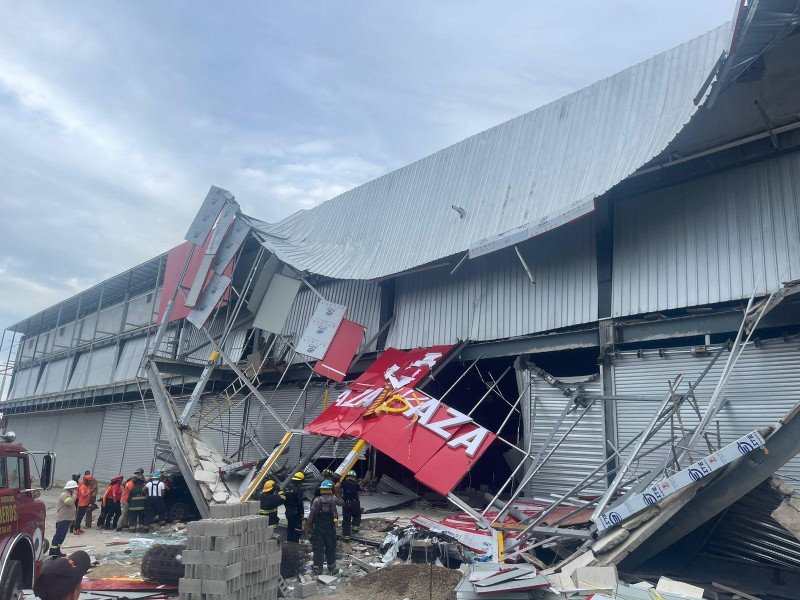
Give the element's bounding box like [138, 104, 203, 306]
[249, 23, 732, 280]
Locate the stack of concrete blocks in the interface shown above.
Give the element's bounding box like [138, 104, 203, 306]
[179, 501, 282, 600]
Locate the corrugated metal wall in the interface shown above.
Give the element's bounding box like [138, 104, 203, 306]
[93, 406, 132, 480]
[613, 152, 800, 317]
[612, 338, 800, 481]
[523, 373, 605, 498]
[387, 219, 597, 349]
[273, 279, 382, 362]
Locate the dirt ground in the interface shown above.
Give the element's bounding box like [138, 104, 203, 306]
[42, 487, 186, 579]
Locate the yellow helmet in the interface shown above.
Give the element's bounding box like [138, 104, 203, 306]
[291, 472, 305, 481]
[262, 480, 275, 492]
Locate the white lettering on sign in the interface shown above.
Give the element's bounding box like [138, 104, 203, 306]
[383, 352, 444, 389]
[336, 387, 383, 408]
[385, 364, 421, 389]
[447, 427, 491, 457]
[410, 352, 443, 369]
[426, 408, 473, 439]
[403, 398, 440, 425]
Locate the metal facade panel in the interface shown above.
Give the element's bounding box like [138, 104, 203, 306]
[68, 352, 90, 389]
[223, 329, 250, 364]
[612, 339, 800, 482]
[83, 345, 118, 388]
[612, 151, 800, 317]
[120, 402, 159, 476]
[387, 220, 597, 348]
[114, 335, 148, 382]
[8, 366, 40, 400]
[274, 279, 381, 364]
[524, 374, 605, 499]
[125, 291, 158, 330]
[250, 24, 731, 280]
[54, 409, 105, 481]
[35, 358, 70, 395]
[93, 405, 131, 480]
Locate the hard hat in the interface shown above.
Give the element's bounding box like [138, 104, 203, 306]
[263, 480, 275, 493]
[291, 472, 305, 482]
[152, 471, 161, 479]
[320, 479, 334, 492]
[322, 468, 334, 477]
[64, 480, 78, 490]
[347, 470, 357, 478]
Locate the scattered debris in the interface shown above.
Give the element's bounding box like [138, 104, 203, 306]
[339, 563, 462, 600]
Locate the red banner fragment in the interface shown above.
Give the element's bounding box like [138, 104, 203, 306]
[312, 319, 365, 382]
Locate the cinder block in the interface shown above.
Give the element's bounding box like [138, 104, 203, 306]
[294, 580, 317, 598]
[245, 500, 260, 515]
[181, 550, 204, 565]
[204, 519, 236, 537]
[178, 578, 202, 594]
[215, 536, 242, 552]
[202, 548, 241, 566]
[186, 520, 208, 537]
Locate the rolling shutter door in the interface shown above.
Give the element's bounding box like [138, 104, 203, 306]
[612, 338, 800, 482]
[120, 401, 159, 476]
[93, 406, 132, 480]
[524, 373, 605, 499]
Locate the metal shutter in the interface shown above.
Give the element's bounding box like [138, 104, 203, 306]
[524, 373, 605, 499]
[93, 406, 132, 480]
[115, 335, 148, 382]
[120, 402, 159, 476]
[612, 338, 800, 482]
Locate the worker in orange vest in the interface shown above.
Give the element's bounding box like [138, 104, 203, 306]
[73, 475, 92, 535]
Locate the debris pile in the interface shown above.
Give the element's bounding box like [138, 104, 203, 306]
[339, 563, 462, 600]
[178, 501, 281, 600]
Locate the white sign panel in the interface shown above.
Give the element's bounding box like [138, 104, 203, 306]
[185, 186, 233, 245]
[206, 201, 239, 255]
[186, 272, 231, 329]
[596, 430, 766, 531]
[211, 218, 250, 273]
[296, 301, 347, 360]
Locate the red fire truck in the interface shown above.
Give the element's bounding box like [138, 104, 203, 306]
[0, 424, 55, 600]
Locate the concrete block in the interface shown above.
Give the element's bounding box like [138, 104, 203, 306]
[267, 550, 282, 566]
[178, 578, 202, 594]
[202, 548, 241, 566]
[186, 520, 208, 537]
[245, 500, 260, 515]
[317, 574, 337, 586]
[294, 580, 317, 599]
[210, 503, 243, 519]
[181, 550, 204, 565]
[204, 519, 236, 537]
[215, 536, 242, 552]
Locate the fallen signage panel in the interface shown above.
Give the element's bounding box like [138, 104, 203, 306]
[306, 345, 496, 495]
[312, 319, 366, 382]
[186, 272, 232, 329]
[252, 273, 302, 333]
[296, 300, 347, 360]
[185, 185, 231, 244]
[596, 430, 766, 531]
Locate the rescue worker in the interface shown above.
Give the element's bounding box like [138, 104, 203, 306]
[314, 469, 336, 497]
[284, 471, 305, 542]
[117, 468, 144, 532]
[340, 470, 362, 541]
[126, 470, 148, 532]
[259, 479, 286, 526]
[72, 476, 92, 535]
[305, 480, 343, 576]
[144, 471, 167, 530]
[98, 476, 123, 530]
[68, 473, 80, 533]
[50, 480, 78, 556]
[83, 471, 99, 529]
[33, 550, 91, 600]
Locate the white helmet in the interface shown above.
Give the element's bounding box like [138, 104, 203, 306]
[64, 480, 78, 490]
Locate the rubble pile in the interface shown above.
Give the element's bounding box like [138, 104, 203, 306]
[178, 501, 281, 600]
[339, 563, 462, 600]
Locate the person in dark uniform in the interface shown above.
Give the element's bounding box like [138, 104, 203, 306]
[313, 469, 335, 497]
[284, 472, 305, 542]
[305, 480, 342, 576]
[258, 479, 285, 526]
[340, 470, 362, 541]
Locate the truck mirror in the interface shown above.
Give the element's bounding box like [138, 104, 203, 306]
[40, 453, 55, 490]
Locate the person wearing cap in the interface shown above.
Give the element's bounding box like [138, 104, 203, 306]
[117, 468, 144, 532]
[144, 471, 167, 531]
[72, 476, 92, 535]
[98, 476, 123, 530]
[340, 470, 362, 541]
[305, 479, 343, 576]
[284, 471, 305, 542]
[50, 481, 78, 556]
[83, 471, 99, 529]
[34, 550, 91, 600]
[259, 480, 285, 526]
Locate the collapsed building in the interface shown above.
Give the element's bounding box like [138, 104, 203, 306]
[2, 2, 800, 596]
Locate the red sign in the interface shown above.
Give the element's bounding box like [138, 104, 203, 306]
[312, 319, 366, 382]
[305, 346, 453, 437]
[305, 346, 497, 495]
[157, 236, 232, 324]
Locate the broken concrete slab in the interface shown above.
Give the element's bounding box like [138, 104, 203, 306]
[317, 574, 337, 586]
[656, 576, 704, 598]
[591, 526, 630, 554]
[571, 566, 618, 592]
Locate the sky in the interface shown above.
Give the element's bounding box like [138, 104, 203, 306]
[0, 1, 735, 335]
